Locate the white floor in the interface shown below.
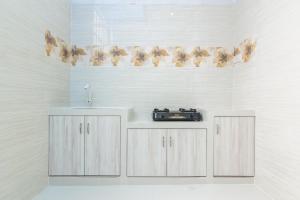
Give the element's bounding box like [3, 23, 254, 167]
[33, 185, 271, 200]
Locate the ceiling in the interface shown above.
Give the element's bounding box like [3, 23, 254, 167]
[72, 0, 238, 5]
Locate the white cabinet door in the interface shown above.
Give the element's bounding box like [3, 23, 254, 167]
[49, 116, 84, 176]
[167, 129, 207, 177]
[85, 116, 121, 176]
[214, 117, 255, 176]
[127, 129, 167, 176]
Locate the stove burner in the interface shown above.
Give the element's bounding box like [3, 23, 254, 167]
[179, 108, 197, 113]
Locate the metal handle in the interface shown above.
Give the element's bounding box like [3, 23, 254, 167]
[169, 136, 172, 147]
[87, 123, 90, 134]
[162, 136, 165, 148]
[79, 123, 82, 134]
[216, 124, 220, 135]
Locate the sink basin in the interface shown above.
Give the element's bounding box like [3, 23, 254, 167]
[49, 107, 132, 115]
[71, 107, 128, 110]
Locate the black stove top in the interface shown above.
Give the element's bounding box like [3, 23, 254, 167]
[153, 108, 202, 121]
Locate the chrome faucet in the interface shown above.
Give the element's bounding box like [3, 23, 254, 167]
[84, 84, 96, 106]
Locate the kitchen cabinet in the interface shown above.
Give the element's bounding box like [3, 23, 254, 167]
[214, 117, 255, 176]
[127, 129, 167, 176]
[167, 129, 206, 176]
[85, 116, 121, 176]
[49, 116, 84, 175]
[49, 115, 121, 176]
[127, 129, 207, 177]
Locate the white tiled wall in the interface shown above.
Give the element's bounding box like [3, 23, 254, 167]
[233, 1, 300, 200]
[70, 5, 236, 120]
[0, 0, 70, 199]
[71, 4, 235, 47]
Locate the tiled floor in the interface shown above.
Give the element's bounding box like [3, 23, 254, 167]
[33, 185, 271, 200]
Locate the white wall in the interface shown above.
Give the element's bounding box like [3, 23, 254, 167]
[71, 4, 235, 53]
[0, 0, 70, 199]
[232, 1, 300, 200]
[70, 5, 235, 120]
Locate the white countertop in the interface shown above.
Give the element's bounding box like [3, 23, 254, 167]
[49, 107, 132, 116]
[127, 110, 254, 128]
[49, 107, 254, 129]
[212, 110, 255, 117]
[127, 121, 208, 129]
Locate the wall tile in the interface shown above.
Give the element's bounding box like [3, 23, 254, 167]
[233, 1, 300, 200]
[0, 0, 70, 199]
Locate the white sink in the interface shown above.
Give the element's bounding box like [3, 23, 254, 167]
[71, 107, 129, 110]
[49, 107, 132, 119]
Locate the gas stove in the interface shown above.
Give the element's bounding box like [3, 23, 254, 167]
[152, 108, 203, 121]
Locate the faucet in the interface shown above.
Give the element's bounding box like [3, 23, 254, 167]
[84, 84, 96, 106]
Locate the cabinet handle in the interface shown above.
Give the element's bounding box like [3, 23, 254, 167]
[87, 123, 90, 134]
[169, 136, 172, 147]
[162, 136, 165, 148]
[216, 124, 220, 135]
[79, 123, 82, 134]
